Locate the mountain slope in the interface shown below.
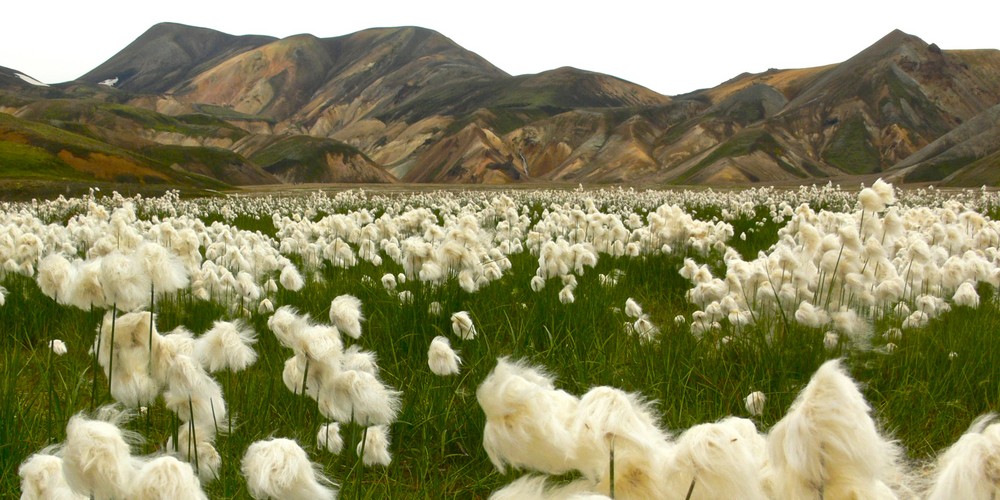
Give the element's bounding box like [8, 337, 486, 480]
[889, 102, 1000, 184]
[80, 22, 277, 93]
[3, 25, 1000, 190]
[657, 30, 1000, 185]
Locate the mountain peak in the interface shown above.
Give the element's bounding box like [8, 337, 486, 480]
[851, 29, 928, 62]
[78, 23, 276, 92]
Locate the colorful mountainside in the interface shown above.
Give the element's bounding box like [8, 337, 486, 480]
[2, 24, 1000, 191]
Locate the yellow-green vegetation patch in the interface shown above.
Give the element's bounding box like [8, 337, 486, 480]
[0, 141, 91, 180]
[822, 115, 881, 174]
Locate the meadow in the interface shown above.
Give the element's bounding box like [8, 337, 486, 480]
[2, 182, 999, 498]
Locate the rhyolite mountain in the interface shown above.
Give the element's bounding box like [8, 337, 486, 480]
[2, 23, 1000, 191]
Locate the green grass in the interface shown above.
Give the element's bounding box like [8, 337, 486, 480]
[2, 194, 999, 498]
[0, 141, 91, 180]
[903, 156, 975, 184]
[251, 135, 364, 166]
[822, 115, 882, 174]
[194, 104, 277, 124]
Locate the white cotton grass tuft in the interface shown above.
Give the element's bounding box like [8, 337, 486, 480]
[267, 306, 308, 348]
[134, 241, 189, 297]
[570, 385, 671, 488]
[329, 294, 364, 339]
[624, 298, 643, 319]
[341, 344, 378, 376]
[100, 250, 151, 311]
[428, 336, 462, 376]
[49, 338, 68, 356]
[824, 331, 840, 350]
[317, 422, 344, 455]
[167, 423, 222, 483]
[765, 359, 905, 499]
[902, 310, 930, 330]
[489, 475, 607, 500]
[924, 413, 1000, 499]
[670, 417, 769, 499]
[279, 264, 305, 292]
[631, 315, 659, 342]
[859, 187, 887, 213]
[321, 370, 401, 426]
[151, 326, 195, 387]
[477, 357, 581, 475]
[0, 285, 6, 306]
[258, 298, 274, 315]
[745, 391, 766, 416]
[163, 354, 227, 431]
[61, 407, 141, 500]
[241, 437, 337, 500]
[558, 285, 575, 304]
[427, 301, 443, 316]
[36, 253, 74, 304]
[381, 273, 397, 291]
[451, 311, 476, 340]
[357, 425, 393, 466]
[94, 311, 159, 407]
[65, 258, 107, 310]
[794, 301, 830, 328]
[130, 455, 208, 500]
[952, 282, 980, 308]
[193, 319, 258, 373]
[18, 449, 87, 500]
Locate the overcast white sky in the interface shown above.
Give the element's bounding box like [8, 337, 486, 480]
[2, 0, 998, 96]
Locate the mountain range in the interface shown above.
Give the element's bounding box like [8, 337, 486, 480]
[2, 22, 1000, 193]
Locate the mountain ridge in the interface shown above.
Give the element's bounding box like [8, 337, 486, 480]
[1, 23, 999, 191]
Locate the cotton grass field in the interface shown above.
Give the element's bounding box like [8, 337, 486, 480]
[2, 182, 1000, 498]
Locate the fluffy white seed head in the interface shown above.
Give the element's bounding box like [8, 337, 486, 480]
[489, 475, 606, 500]
[279, 265, 305, 292]
[130, 455, 208, 500]
[194, 320, 258, 373]
[624, 298, 643, 319]
[451, 311, 476, 340]
[18, 450, 86, 500]
[571, 385, 671, 483]
[924, 414, 1000, 499]
[49, 339, 68, 356]
[631, 315, 660, 343]
[668, 417, 769, 499]
[317, 423, 344, 455]
[134, 241, 189, 295]
[428, 336, 462, 376]
[95, 311, 160, 408]
[765, 359, 904, 499]
[340, 344, 378, 376]
[745, 391, 766, 416]
[36, 253, 74, 303]
[329, 295, 364, 339]
[100, 251, 151, 311]
[427, 301, 443, 316]
[61, 408, 139, 500]
[241, 438, 337, 500]
[824, 331, 840, 350]
[163, 354, 227, 428]
[320, 370, 401, 426]
[953, 282, 980, 308]
[357, 425, 392, 466]
[558, 285, 575, 304]
[477, 357, 581, 475]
